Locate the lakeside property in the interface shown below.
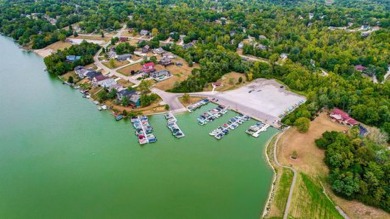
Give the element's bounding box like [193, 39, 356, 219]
[0, 35, 280, 219]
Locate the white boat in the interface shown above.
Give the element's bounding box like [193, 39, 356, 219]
[252, 124, 270, 138]
[101, 105, 107, 110]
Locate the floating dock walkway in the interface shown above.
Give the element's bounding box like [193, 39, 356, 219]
[165, 112, 185, 138]
[131, 116, 157, 145]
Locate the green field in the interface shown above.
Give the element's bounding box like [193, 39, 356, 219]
[288, 173, 343, 219]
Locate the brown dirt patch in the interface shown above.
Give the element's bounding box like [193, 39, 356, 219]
[116, 79, 134, 88]
[118, 63, 143, 76]
[277, 113, 389, 218]
[154, 58, 199, 91]
[46, 41, 72, 51]
[204, 72, 246, 92]
[278, 112, 348, 176]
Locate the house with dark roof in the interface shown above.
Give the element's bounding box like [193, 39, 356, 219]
[183, 42, 194, 49]
[142, 45, 150, 53]
[85, 71, 102, 80]
[92, 75, 108, 86]
[150, 70, 171, 81]
[141, 62, 155, 73]
[159, 57, 172, 66]
[330, 108, 358, 126]
[66, 55, 81, 62]
[116, 54, 131, 61]
[153, 47, 165, 55]
[117, 89, 140, 107]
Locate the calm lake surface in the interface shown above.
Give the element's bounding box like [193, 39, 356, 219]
[0, 35, 278, 219]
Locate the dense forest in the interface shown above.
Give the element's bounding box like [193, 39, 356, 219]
[316, 130, 389, 212]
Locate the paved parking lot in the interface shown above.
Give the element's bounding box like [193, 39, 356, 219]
[208, 79, 306, 126]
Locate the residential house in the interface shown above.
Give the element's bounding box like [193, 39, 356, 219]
[238, 42, 244, 49]
[355, 65, 366, 72]
[330, 108, 358, 126]
[162, 52, 175, 59]
[141, 62, 155, 73]
[150, 70, 171, 81]
[117, 89, 136, 101]
[159, 57, 172, 66]
[116, 54, 131, 61]
[92, 75, 108, 87]
[153, 47, 165, 55]
[74, 66, 88, 79]
[140, 29, 150, 36]
[256, 44, 267, 51]
[280, 53, 288, 60]
[85, 71, 101, 80]
[142, 45, 150, 53]
[117, 89, 140, 107]
[119, 36, 128, 42]
[183, 42, 194, 49]
[129, 94, 141, 107]
[98, 78, 117, 88]
[66, 55, 81, 62]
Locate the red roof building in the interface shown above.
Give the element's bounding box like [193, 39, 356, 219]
[330, 108, 358, 126]
[355, 65, 366, 72]
[141, 62, 155, 73]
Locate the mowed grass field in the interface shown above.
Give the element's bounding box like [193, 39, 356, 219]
[289, 173, 343, 219]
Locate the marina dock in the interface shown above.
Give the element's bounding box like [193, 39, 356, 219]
[131, 116, 157, 144]
[209, 114, 250, 140]
[187, 99, 210, 112]
[197, 105, 229, 125]
[165, 112, 185, 138]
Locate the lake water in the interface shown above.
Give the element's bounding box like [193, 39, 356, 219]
[0, 35, 278, 219]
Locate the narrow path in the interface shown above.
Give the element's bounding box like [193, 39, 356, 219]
[272, 129, 297, 219]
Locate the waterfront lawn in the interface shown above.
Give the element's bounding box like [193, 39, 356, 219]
[178, 96, 205, 107]
[60, 71, 80, 83]
[289, 173, 343, 219]
[273, 168, 293, 217]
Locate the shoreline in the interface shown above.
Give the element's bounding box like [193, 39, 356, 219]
[9, 34, 288, 217]
[261, 131, 282, 218]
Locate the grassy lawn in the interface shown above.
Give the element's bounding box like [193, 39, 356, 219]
[204, 72, 247, 92]
[178, 96, 205, 107]
[102, 59, 129, 69]
[274, 168, 293, 217]
[117, 63, 142, 76]
[288, 173, 343, 219]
